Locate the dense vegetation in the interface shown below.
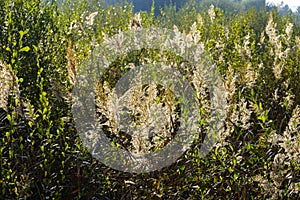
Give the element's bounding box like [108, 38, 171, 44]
[0, 0, 299, 199]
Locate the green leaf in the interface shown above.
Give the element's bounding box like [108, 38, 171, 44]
[19, 30, 29, 38]
[7, 114, 11, 122]
[20, 46, 30, 52]
[33, 45, 38, 52]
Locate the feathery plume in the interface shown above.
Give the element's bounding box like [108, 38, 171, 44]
[67, 40, 77, 86]
[86, 12, 98, 26]
[129, 13, 142, 30]
[0, 60, 19, 112]
[208, 5, 216, 22]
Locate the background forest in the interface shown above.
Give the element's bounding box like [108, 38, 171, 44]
[0, 0, 300, 199]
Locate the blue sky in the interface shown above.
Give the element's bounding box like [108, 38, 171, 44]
[267, 0, 300, 11]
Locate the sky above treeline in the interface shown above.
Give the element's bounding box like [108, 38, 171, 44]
[267, 0, 300, 11]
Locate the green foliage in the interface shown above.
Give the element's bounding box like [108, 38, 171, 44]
[0, 0, 300, 199]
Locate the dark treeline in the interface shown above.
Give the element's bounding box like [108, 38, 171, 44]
[104, 0, 265, 16]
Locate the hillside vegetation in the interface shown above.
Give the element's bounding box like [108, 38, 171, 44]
[0, 0, 299, 199]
